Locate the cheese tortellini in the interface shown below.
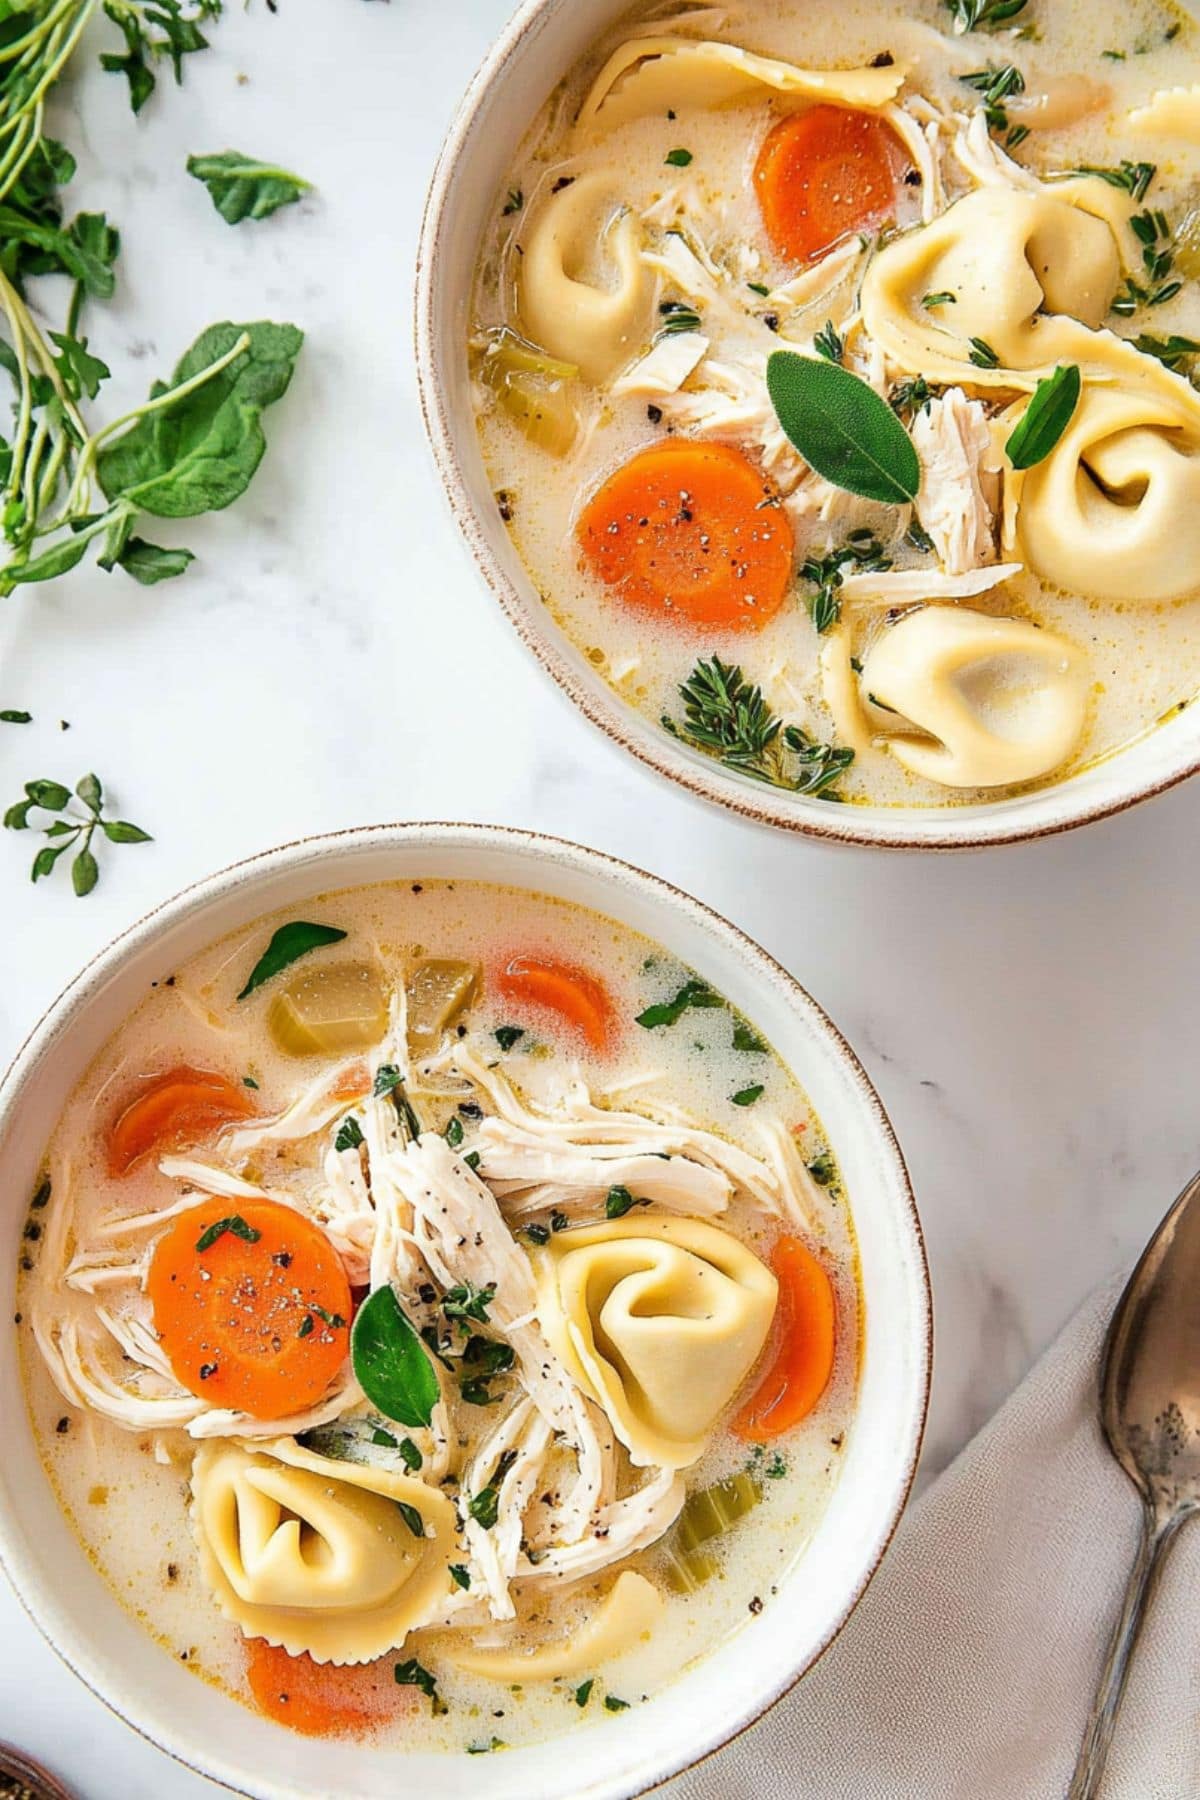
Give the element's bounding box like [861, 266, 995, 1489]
[1008, 385, 1200, 604]
[439, 1571, 663, 1681]
[1129, 84, 1200, 144]
[862, 186, 1127, 386]
[534, 1217, 776, 1469]
[517, 172, 651, 384]
[860, 606, 1087, 787]
[191, 1438, 459, 1663]
[577, 37, 905, 134]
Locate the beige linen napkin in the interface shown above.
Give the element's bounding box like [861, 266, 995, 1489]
[667, 1282, 1200, 1800]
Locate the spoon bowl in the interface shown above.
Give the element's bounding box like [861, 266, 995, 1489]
[1069, 1169, 1200, 1798]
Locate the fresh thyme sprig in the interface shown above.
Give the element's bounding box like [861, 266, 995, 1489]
[890, 374, 935, 419]
[4, 771, 149, 893]
[1073, 160, 1156, 202]
[655, 298, 702, 338]
[959, 65, 1027, 146]
[812, 319, 843, 364]
[800, 531, 892, 634]
[663, 657, 854, 799]
[942, 0, 1028, 33]
[1131, 333, 1200, 371]
[1113, 209, 1181, 316]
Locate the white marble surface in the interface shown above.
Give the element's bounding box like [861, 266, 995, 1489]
[2, 0, 1199, 1791]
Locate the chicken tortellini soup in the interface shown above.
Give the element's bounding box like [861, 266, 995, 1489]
[16, 882, 858, 1751]
[470, 0, 1200, 806]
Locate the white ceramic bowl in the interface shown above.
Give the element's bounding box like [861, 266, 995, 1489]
[414, 0, 1200, 851]
[0, 824, 929, 1800]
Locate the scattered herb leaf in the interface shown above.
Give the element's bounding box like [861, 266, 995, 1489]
[195, 1214, 261, 1253]
[237, 920, 346, 999]
[766, 351, 920, 505]
[187, 150, 311, 225]
[350, 1285, 440, 1429]
[1005, 364, 1080, 469]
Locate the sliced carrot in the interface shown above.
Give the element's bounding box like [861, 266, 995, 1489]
[733, 1234, 836, 1440]
[245, 1641, 409, 1738]
[754, 105, 906, 265]
[576, 440, 793, 631]
[107, 1065, 256, 1178]
[495, 954, 615, 1053]
[147, 1196, 351, 1419]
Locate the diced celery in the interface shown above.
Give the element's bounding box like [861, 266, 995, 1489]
[676, 1470, 763, 1553]
[480, 328, 580, 457]
[267, 961, 388, 1057]
[407, 958, 480, 1054]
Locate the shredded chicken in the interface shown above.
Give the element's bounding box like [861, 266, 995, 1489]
[516, 1465, 686, 1584]
[840, 561, 1023, 607]
[462, 1398, 554, 1620]
[612, 330, 710, 397]
[474, 1117, 731, 1216]
[911, 388, 998, 574]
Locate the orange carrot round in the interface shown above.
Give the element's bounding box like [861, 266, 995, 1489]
[107, 1065, 256, 1178]
[147, 1197, 351, 1419]
[495, 954, 615, 1053]
[245, 1641, 407, 1737]
[733, 1233, 836, 1439]
[754, 106, 905, 265]
[576, 440, 793, 631]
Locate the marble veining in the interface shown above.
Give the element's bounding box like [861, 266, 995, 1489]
[2, 0, 1200, 1791]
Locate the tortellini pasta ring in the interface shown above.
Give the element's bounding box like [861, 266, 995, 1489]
[191, 1437, 460, 1664]
[534, 1216, 777, 1469]
[576, 38, 907, 136]
[438, 1571, 663, 1681]
[516, 172, 652, 384]
[859, 605, 1087, 788]
[1009, 384, 1200, 605]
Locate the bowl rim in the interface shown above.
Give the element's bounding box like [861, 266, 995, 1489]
[0, 819, 931, 1800]
[412, 0, 1200, 853]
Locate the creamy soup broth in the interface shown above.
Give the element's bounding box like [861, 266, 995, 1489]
[17, 879, 858, 1753]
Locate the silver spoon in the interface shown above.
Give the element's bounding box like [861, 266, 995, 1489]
[1068, 1168, 1200, 1799]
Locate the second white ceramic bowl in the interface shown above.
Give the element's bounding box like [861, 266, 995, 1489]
[0, 823, 928, 1800]
[414, 0, 1200, 850]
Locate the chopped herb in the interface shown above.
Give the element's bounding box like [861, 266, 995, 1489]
[396, 1500, 425, 1539]
[450, 1564, 472, 1591]
[442, 1282, 495, 1326]
[655, 299, 702, 338]
[959, 64, 1025, 137]
[747, 281, 770, 297]
[808, 1151, 837, 1187]
[605, 1186, 650, 1219]
[1005, 364, 1081, 470]
[1, 710, 31, 724]
[636, 976, 723, 1030]
[922, 291, 956, 309]
[812, 319, 843, 364]
[5, 773, 151, 896]
[800, 533, 892, 634]
[187, 151, 311, 225]
[394, 1658, 446, 1714]
[604, 1695, 631, 1713]
[890, 375, 934, 420]
[968, 336, 1001, 368]
[941, 0, 1028, 32]
[1073, 160, 1155, 201]
[494, 1025, 525, 1052]
[334, 1115, 364, 1153]
[297, 1314, 314, 1339]
[242, 1074, 259, 1090]
[373, 1064, 422, 1138]
[469, 1484, 501, 1529]
[463, 1150, 482, 1172]
[466, 1738, 504, 1755]
[445, 1115, 465, 1149]
[1101, 48, 1126, 60]
[731, 1084, 765, 1107]
[732, 1017, 767, 1054]
[524, 1223, 550, 1245]
[1113, 208, 1181, 315]
[1131, 333, 1200, 369]
[503, 188, 523, 215]
[312, 1305, 346, 1330]
[550, 1209, 569, 1232]
[195, 1214, 261, 1253]
[398, 1436, 422, 1470]
[574, 1678, 595, 1707]
[665, 147, 694, 166]
[237, 921, 346, 999]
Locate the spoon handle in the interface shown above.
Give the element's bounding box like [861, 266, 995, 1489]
[1067, 1501, 1187, 1800]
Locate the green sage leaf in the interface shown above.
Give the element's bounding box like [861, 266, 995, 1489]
[1005, 365, 1081, 471]
[766, 351, 920, 505]
[237, 920, 347, 999]
[351, 1284, 440, 1430]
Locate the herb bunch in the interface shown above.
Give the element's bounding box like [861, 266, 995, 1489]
[664, 657, 854, 799]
